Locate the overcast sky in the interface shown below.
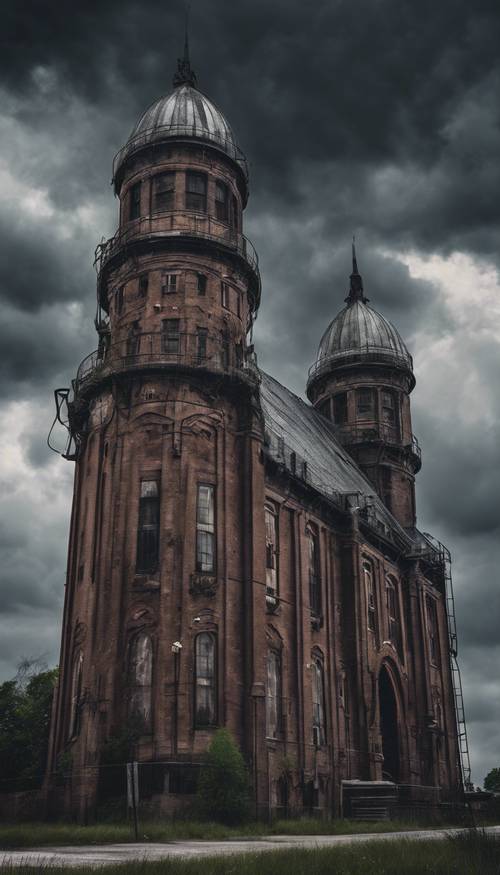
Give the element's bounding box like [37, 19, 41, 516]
[1, 0, 499, 787]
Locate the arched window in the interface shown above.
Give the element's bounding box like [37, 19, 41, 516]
[128, 632, 153, 731]
[386, 576, 403, 660]
[363, 559, 377, 633]
[266, 650, 281, 739]
[307, 525, 322, 619]
[312, 658, 326, 746]
[68, 651, 83, 739]
[265, 503, 279, 606]
[195, 632, 217, 726]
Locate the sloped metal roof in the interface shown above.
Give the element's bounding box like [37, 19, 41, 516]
[259, 370, 412, 546]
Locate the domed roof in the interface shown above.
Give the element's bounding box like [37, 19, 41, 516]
[308, 247, 414, 388]
[113, 51, 247, 186]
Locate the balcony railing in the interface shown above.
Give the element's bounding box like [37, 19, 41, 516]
[94, 211, 260, 286]
[112, 123, 249, 185]
[307, 345, 414, 384]
[334, 422, 422, 466]
[73, 331, 258, 399]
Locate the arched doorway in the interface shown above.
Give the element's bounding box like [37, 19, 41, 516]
[379, 666, 400, 781]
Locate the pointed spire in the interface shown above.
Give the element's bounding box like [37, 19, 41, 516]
[173, 4, 197, 88]
[345, 236, 369, 304]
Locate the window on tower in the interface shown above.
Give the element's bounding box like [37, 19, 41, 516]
[136, 479, 160, 573]
[426, 595, 440, 665]
[221, 281, 230, 309]
[152, 172, 175, 212]
[197, 274, 207, 295]
[196, 484, 216, 573]
[231, 194, 239, 230]
[138, 274, 149, 298]
[195, 632, 217, 726]
[161, 319, 180, 355]
[333, 392, 348, 425]
[215, 180, 229, 222]
[356, 388, 376, 420]
[363, 558, 377, 634]
[186, 171, 207, 212]
[161, 273, 178, 295]
[129, 181, 141, 221]
[196, 327, 208, 361]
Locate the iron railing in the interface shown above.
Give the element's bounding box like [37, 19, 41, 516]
[73, 331, 258, 398]
[94, 211, 260, 284]
[112, 123, 249, 184]
[307, 345, 414, 384]
[333, 422, 422, 466]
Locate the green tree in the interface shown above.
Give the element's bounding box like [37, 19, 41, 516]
[0, 662, 58, 791]
[196, 728, 250, 824]
[484, 768, 500, 792]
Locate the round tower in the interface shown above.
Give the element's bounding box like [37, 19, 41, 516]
[47, 47, 262, 818]
[306, 246, 421, 528]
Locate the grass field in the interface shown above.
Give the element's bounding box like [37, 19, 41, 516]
[0, 816, 464, 849]
[0, 831, 499, 875]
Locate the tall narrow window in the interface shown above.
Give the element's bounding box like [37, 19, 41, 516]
[426, 596, 439, 665]
[265, 503, 278, 605]
[196, 485, 215, 573]
[381, 390, 397, 426]
[312, 659, 326, 746]
[364, 559, 377, 633]
[129, 181, 141, 220]
[196, 327, 208, 361]
[186, 171, 207, 212]
[126, 322, 141, 357]
[162, 319, 180, 355]
[116, 286, 124, 314]
[266, 650, 281, 738]
[333, 392, 348, 425]
[221, 331, 230, 369]
[221, 282, 230, 309]
[197, 274, 207, 295]
[356, 388, 376, 420]
[195, 632, 217, 726]
[128, 632, 153, 731]
[215, 180, 229, 221]
[138, 274, 149, 297]
[231, 194, 239, 230]
[69, 652, 83, 739]
[153, 171, 175, 212]
[386, 575, 403, 659]
[161, 274, 178, 295]
[136, 479, 160, 573]
[307, 525, 321, 618]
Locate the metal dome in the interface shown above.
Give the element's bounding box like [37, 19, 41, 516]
[113, 76, 248, 185]
[308, 248, 414, 387]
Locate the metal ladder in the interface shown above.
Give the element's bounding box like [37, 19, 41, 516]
[423, 532, 472, 790]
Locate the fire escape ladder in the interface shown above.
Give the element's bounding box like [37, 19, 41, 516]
[422, 533, 472, 791]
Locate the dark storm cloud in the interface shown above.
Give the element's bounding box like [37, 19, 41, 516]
[0, 0, 499, 786]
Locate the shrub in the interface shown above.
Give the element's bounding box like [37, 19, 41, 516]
[196, 728, 251, 824]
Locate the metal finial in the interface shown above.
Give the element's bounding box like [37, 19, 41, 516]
[345, 237, 369, 305]
[173, 3, 197, 88]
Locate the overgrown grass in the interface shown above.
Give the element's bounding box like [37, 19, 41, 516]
[0, 817, 455, 849]
[1, 832, 500, 875]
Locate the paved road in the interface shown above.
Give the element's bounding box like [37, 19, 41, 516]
[2, 826, 499, 869]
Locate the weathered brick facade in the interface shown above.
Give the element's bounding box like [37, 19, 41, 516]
[46, 54, 464, 821]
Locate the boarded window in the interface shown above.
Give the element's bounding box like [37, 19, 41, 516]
[69, 652, 83, 739]
[129, 182, 141, 220]
[312, 659, 326, 746]
[307, 526, 321, 618]
[195, 632, 217, 726]
[266, 650, 281, 739]
[136, 480, 160, 573]
[196, 485, 215, 573]
[265, 503, 278, 605]
[215, 180, 229, 221]
[161, 319, 180, 355]
[186, 171, 207, 212]
[426, 596, 439, 665]
[364, 559, 377, 633]
[333, 392, 348, 424]
[356, 388, 376, 420]
[153, 172, 175, 212]
[128, 632, 153, 731]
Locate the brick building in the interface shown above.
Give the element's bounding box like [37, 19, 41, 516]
[46, 48, 469, 820]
